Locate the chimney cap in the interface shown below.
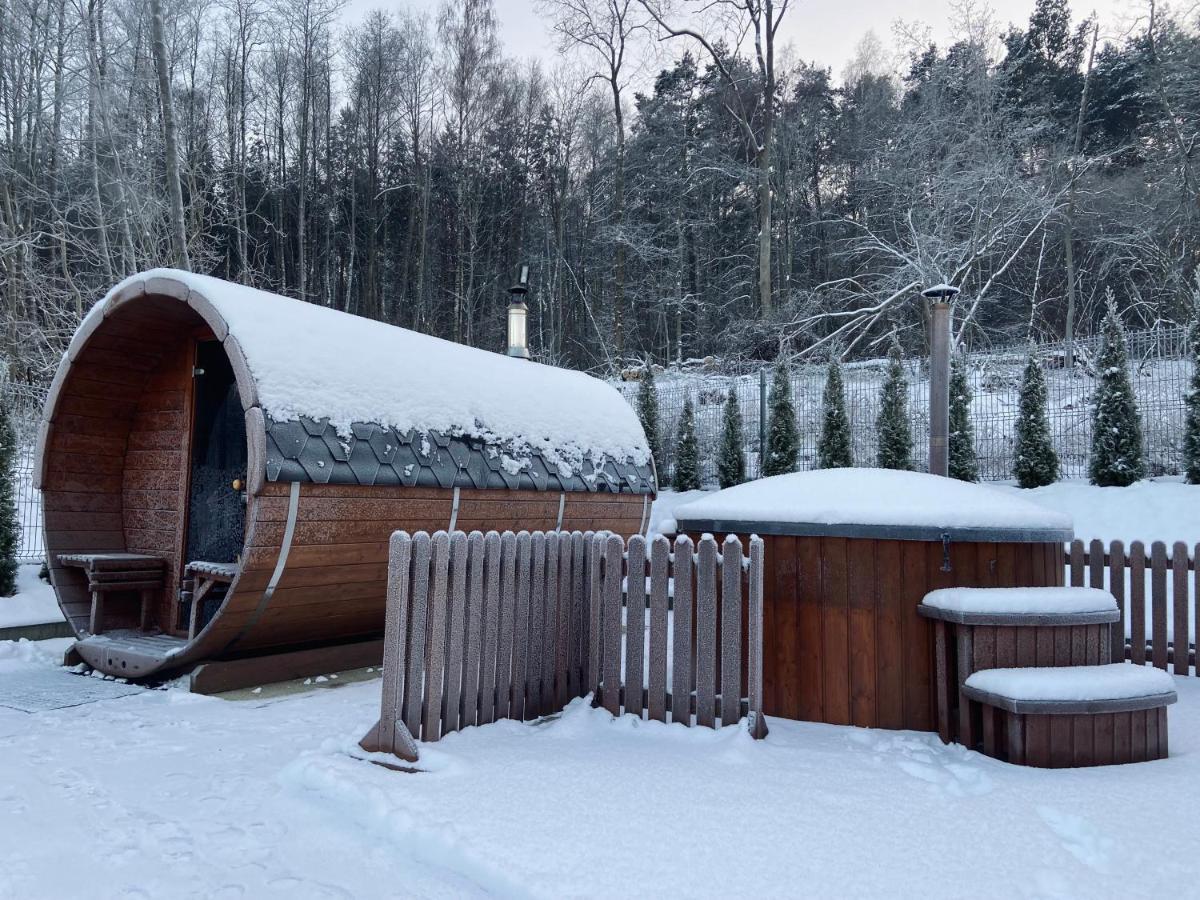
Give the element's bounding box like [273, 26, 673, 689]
[922, 283, 959, 300]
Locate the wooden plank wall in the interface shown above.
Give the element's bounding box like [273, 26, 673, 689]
[757, 536, 1064, 732]
[366, 529, 768, 755]
[221, 485, 645, 656]
[123, 336, 195, 632]
[1067, 539, 1198, 674]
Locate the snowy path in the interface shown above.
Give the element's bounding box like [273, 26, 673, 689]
[2, 637, 1200, 898]
[0, 642, 484, 900]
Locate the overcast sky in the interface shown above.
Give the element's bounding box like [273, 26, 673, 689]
[344, 0, 1146, 79]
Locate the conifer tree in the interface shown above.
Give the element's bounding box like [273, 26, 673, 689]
[636, 362, 664, 480]
[717, 388, 747, 488]
[1013, 352, 1060, 488]
[0, 399, 20, 597]
[673, 397, 701, 491]
[948, 354, 979, 482]
[763, 359, 799, 476]
[1184, 301, 1200, 484]
[1089, 294, 1145, 486]
[876, 339, 913, 470]
[817, 356, 852, 468]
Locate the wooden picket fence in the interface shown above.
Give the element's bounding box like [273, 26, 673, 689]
[1066, 539, 1198, 674]
[591, 531, 767, 738]
[361, 529, 767, 762]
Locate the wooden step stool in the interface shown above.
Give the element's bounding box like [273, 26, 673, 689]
[962, 664, 1177, 767]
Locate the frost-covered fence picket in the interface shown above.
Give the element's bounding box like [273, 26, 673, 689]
[1066, 539, 1197, 674]
[361, 528, 767, 763]
[591, 532, 766, 737]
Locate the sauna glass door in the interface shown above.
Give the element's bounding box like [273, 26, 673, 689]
[185, 341, 247, 565]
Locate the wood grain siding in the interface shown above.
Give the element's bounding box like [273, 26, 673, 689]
[196, 482, 646, 658]
[690, 533, 1065, 733]
[123, 339, 193, 632]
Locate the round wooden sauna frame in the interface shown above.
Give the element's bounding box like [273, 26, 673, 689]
[36, 272, 654, 680]
[677, 500, 1072, 733]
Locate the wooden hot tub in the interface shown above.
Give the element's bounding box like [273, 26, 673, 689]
[674, 468, 1073, 733]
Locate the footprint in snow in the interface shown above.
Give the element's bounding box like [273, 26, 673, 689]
[894, 753, 993, 797]
[1036, 805, 1114, 874]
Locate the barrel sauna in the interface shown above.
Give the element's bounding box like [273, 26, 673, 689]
[35, 269, 654, 681]
[673, 468, 1072, 733]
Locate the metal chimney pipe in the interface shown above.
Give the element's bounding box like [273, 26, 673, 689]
[506, 264, 531, 359]
[923, 284, 958, 477]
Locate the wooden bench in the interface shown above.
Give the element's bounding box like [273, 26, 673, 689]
[918, 587, 1120, 747]
[58, 553, 167, 635]
[183, 561, 239, 638]
[962, 664, 1177, 767]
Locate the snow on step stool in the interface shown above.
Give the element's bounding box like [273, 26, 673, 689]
[919, 589, 1122, 749]
[919, 586, 1118, 625]
[961, 664, 1177, 767]
[964, 664, 1176, 711]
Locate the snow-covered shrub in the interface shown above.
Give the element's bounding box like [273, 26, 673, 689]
[1013, 353, 1059, 488]
[0, 398, 19, 596]
[717, 389, 747, 488]
[876, 339, 912, 470]
[763, 360, 798, 476]
[1185, 300, 1200, 484]
[949, 354, 979, 482]
[636, 363, 665, 478]
[673, 397, 701, 491]
[817, 356, 852, 468]
[1089, 296, 1145, 487]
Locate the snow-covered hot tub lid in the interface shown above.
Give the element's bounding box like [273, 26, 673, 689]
[673, 468, 1073, 542]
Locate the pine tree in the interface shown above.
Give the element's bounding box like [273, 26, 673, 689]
[876, 339, 913, 470]
[673, 397, 701, 491]
[717, 388, 747, 488]
[636, 363, 664, 480]
[817, 356, 852, 468]
[1089, 295, 1145, 486]
[1185, 303, 1200, 484]
[1013, 352, 1060, 488]
[763, 360, 799, 476]
[0, 398, 20, 597]
[948, 354, 979, 482]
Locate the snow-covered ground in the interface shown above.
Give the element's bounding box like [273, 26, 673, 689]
[2, 478, 1200, 896]
[993, 478, 1200, 546]
[0, 638, 1198, 898]
[0, 565, 62, 629]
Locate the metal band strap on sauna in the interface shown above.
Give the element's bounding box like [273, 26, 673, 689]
[220, 480, 300, 655]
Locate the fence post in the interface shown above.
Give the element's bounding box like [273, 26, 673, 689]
[747, 536, 768, 739]
[758, 367, 768, 474]
[359, 531, 420, 763]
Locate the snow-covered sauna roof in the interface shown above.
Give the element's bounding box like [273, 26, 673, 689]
[61, 269, 654, 494]
[673, 468, 1072, 541]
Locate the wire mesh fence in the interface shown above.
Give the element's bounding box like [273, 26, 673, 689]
[3, 381, 47, 562]
[615, 324, 1193, 488]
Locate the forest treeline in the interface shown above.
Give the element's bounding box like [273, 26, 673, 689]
[0, 0, 1197, 381]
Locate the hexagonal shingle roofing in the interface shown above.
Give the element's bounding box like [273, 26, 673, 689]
[264, 417, 655, 494]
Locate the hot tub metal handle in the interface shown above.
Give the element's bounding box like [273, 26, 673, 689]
[940, 532, 952, 573]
